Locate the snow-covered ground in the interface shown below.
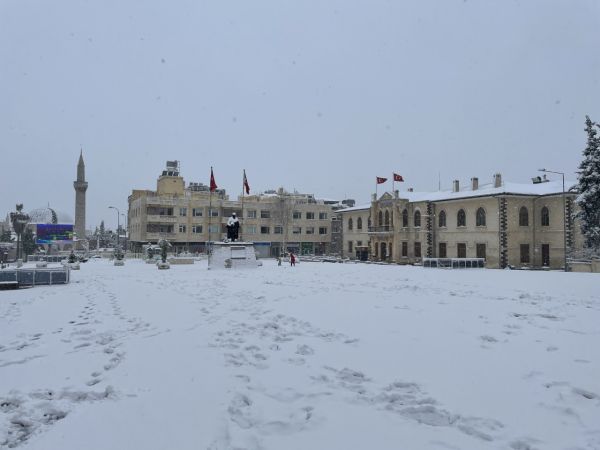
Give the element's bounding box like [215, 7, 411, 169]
[1, 260, 599, 450]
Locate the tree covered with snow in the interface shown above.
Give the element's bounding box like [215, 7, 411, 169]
[575, 116, 600, 252]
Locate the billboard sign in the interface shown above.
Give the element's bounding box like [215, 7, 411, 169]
[36, 224, 74, 244]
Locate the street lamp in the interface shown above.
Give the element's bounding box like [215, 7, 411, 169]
[108, 206, 120, 251]
[538, 169, 567, 272]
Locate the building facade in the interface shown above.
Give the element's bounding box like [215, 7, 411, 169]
[128, 162, 340, 257]
[338, 174, 582, 269]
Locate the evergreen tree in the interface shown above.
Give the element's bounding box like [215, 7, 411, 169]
[99, 221, 105, 235]
[21, 228, 37, 256]
[0, 230, 13, 242]
[575, 116, 600, 252]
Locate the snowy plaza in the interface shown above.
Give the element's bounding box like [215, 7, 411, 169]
[1, 260, 598, 450]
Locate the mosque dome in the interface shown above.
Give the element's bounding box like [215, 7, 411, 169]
[28, 207, 74, 225]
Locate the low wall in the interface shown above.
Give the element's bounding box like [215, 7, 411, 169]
[569, 260, 600, 273]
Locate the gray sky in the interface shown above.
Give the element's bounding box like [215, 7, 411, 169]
[1, 0, 599, 230]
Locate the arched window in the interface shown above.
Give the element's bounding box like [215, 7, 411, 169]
[414, 210, 421, 228]
[438, 210, 447, 227]
[384, 210, 390, 227]
[368, 216, 371, 228]
[378, 211, 383, 226]
[357, 217, 363, 230]
[541, 207, 550, 226]
[402, 209, 408, 227]
[457, 209, 466, 227]
[519, 207, 529, 226]
[476, 208, 486, 227]
[348, 218, 353, 231]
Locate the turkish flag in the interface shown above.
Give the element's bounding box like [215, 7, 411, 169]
[376, 177, 387, 184]
[210, 168, 217, 192]
[243, 170, 250, 195]
[393, 173, 404, 182]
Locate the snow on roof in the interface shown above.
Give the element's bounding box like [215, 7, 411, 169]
[383, 180, 577, 203]
[337, 203, 371, 213]
[338, 180, 576, 212]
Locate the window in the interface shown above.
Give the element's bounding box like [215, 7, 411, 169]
[306, 212, 315, 220]
[438, 210, 447, 227]
[245, 225, 256, 234]
[519, 207, 529, 226]
[476, 208, 486, 227]
[319, 227, 327, 235]
[348, 241, 353, 253]
[378, 211, 383, 226]
[192, 225, 202, 234]
[208, 224, 219, 233]
[439, 242, 447, 258]
[402, 209, 408, 227]
[260, 226, 270, 234]
[476, 243, 486, 259]
[260, 210, 270, 219]
[384, 210, 390, 226]
[414, 242, 421, 258]
[247, 210, 257, 219]
[178, 224, 186, 233]
[274, 226, 283, 234]
[520, 244, 530, 263]
[319, 212, 327, 220]
[457, 209, 466, 227]
[293, 211, 301, 219]
[348, 218, 353, 230]
[293, 226, 301, 234]
[414, 211, 421, 228]
[306, 226, 315, 235]
[192, 208, 203, 217]
[457, 243, 467, 258]
[179, 207, 187, 216]
[541, 207, 549, 226]
[357, 217, 362, 230]
[402, 241, 408, 257]
[357, 240, 362, 246]
[209, 209, 218, 217]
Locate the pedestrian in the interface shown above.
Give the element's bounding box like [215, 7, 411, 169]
[290, 252, 296, 267]
[277, 255, 282, 266]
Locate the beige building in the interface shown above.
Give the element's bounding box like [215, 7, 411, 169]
[128, 162, 339, 257]
[339, 174, 582, 269]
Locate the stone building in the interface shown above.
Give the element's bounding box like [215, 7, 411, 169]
[127, 162, 340, 257]
[338, 174, 582, 269]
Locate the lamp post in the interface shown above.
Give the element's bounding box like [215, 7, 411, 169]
[108, 206, 120, 251]
[538, 169, 567, 272]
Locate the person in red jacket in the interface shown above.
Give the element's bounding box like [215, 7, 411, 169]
[290, 252, 296, 267]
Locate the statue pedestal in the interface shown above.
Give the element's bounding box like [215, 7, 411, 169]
[209, 242, 258, 270]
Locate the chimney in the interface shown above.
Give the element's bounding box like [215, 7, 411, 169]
[471, 177, 479, 190]
[407, 188, 414, 192]
[394, 190, 399, 199]
[493, 173, 502, 188]
[453, 180, 460, 192]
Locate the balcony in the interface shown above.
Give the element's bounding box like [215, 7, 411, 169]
[146, 215, 178, 223]
[145, 232, 177, 241]
[368, 225, 393, 234]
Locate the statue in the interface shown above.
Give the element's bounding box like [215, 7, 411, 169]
[226, 212, 240, 242]
[9, 204, 30, 261]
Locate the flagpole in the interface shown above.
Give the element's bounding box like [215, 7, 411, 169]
[240, 170, 245, 242]
[208, 166, 213, 269]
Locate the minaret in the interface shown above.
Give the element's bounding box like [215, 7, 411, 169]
[74, 150, 88, 246]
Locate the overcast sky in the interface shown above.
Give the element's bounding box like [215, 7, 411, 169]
[1, 0, 599, 230]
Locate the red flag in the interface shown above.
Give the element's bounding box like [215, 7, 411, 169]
[243, 170, 250, 195]
[376, 176, 387, 184]
[393, 173, 404, 182]
[210, 167, 217, 192]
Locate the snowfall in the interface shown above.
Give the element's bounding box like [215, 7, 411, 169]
[0, 259, 599, 450]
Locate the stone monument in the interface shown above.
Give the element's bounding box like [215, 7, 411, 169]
[73, 151, 88, 249]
